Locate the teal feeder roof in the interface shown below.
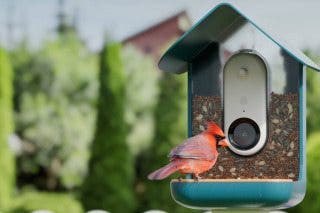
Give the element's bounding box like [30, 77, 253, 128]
[158, 2, 320, 74]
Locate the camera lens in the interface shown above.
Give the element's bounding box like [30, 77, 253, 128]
[228, 118, 260, 150]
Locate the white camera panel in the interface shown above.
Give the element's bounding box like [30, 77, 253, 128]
[223, 50, 268, 156]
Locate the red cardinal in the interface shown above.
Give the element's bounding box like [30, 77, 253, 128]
[148, 122, 228, 180]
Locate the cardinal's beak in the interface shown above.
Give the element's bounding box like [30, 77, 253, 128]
[218, 138, 229, 147]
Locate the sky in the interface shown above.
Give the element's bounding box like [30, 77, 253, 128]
[0, 0, 320, 52]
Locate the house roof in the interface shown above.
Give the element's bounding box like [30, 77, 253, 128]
[123, 11, 189, 44]
[158, 2, 320, 74]
[122, 11, 191, 61]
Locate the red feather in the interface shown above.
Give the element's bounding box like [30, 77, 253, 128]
[148, 122, 225, 180]
[148, 161, 183, 180]
[206, 121, 224, 136]
[169, 134, 217, 160]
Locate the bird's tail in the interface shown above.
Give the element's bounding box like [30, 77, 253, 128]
[148, 162, 181, 180]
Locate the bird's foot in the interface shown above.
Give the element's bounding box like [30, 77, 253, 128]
[193, 174, 201, 182]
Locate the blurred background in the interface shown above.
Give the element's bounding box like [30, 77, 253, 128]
[0, 0, 319, 212]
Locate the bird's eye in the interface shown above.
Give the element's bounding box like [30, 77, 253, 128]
[215, 135, 225, 141]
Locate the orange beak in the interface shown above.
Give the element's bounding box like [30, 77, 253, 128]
[218, 138, 229, 147]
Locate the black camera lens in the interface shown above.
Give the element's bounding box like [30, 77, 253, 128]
[228, 118, 260, 150]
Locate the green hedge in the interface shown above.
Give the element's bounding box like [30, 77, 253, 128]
[0, 48, 15, 210]
[81, 43, 135, 212]
[10, 191, 83, 213]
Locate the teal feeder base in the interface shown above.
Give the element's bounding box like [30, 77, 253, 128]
[171, 179, 299, 210]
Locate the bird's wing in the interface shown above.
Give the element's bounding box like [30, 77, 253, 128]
[168, 134, 216, 161]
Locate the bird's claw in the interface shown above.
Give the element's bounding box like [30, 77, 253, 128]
[193, 174, 201, 182]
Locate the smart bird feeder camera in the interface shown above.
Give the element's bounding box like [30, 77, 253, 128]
[158, 3, 320, 210]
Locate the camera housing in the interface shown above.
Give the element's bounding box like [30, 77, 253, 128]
[224, 50, 268, 156]
[228, 118, 260, 150]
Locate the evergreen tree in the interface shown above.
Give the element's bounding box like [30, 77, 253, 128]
[136, 73, 196, 212]
[0, 48, 15, 209]
[56, 0, 76, 36]
[81, 43, 135, 212]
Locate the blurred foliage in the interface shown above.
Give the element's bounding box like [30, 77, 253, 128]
[11, 33, 98, 190]
[122, 46, 159, 156]
[305, 54, 320, 136]
[81, 43, 135, 212]
[10, 191, 83, 213]
[289, 51, 320, 212]
[289, 132, 320, 213]
[303, 132, 320, 212]
[136, 72, 195, 213]
[0, 48, 15, 210]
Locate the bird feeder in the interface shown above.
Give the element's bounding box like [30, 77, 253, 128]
[158, 2, 320, 210]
